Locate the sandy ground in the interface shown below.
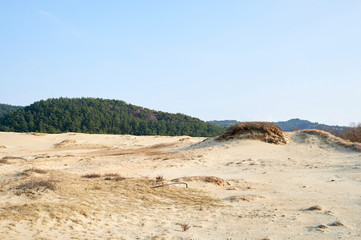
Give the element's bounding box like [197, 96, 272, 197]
[0, 131, 360, 240]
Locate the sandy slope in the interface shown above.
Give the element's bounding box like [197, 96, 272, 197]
[0, 131, 360, 240]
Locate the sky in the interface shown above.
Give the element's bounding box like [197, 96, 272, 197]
[1, 0, 360, 126]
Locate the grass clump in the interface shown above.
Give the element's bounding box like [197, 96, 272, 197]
[0, 158, 9, 164]
[82, 173, 102, 178]
[103, 173, 126, 181]
[155, 174, 164, 183]
[16, 179, 55, 193]
[104, 173, 120, 177]
[177, 223, 190, 232]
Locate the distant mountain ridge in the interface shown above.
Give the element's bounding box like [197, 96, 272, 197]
[208, 118, 346, 132]
[0, 98, 225, 137]
[273, 118, 345, 132]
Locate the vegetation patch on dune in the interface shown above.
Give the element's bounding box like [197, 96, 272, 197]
[0, 170, 221, 223]
[215, 122, 287, 144]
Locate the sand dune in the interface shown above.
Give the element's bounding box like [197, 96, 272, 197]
[0, 131, 360, 239]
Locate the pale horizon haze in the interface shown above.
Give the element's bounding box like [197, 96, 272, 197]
[1, 1, 360, 126]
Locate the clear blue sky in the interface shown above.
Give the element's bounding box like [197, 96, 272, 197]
[1, 1, 360, 126]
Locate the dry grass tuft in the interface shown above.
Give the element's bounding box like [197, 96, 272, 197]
[215, 122, 287, 144]
[0, 202, 89, 222]
[82, 173, 102, 178]
[156, 174, 165, 183]
[328, 221, 345, 227]
[0, 158, 9, 164]
[177, 223, 190, 232]
[0, 170, 221, 223]
[16, 179, 56, 194]
[113, 176, 126, 181]
[172, 176, 225, 186]
[104, 173, 120, 177]
[103, 173, 125, 181]
[316, 224, 328, 229]
[306, 205, 323, 211]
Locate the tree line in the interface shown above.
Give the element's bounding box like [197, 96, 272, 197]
[0, 98, 225, 137]
[0, 104, 22, 118]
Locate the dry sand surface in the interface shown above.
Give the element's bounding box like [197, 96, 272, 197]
[0, 131, 360, 239]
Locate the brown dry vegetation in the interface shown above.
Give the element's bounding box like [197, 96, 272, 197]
[156, 174, 165, 183]
[0, 170, 221, 223]
[16, 179, 56, 194]
[215, 122, 287, 144]
[337, 124, 361, 143]
[81, 173, 102, 178]
[172, 176, 226, 186]
[0, 158, 9, 164]
[104, 173, 120, 177]
[177, 223, 191, 232]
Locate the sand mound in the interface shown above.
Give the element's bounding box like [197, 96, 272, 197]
[172, 176, 226, 186]
[294, 129, 361, 152]
[54, 139, 77, 148]
[215, 122, 287, 144]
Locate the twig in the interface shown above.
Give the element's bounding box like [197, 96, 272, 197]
[151, 182, 188, 188]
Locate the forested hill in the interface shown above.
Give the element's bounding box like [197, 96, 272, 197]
[0, 98, 225, 137]
[0, 104, 22, 118]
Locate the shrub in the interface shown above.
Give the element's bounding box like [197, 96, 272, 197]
[81, 173, 101, 178]
[179, 223, 190, 232]
[155, 174, 164, 183]
[344, 124, 361, 143]
[336, 123, 361, 143]
[16, 179, 55, 193]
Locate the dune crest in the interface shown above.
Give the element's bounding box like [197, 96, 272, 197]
[294, 129, 361, 152]
[215, 122, 287, 144]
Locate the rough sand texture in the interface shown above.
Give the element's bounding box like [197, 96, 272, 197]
[0, 131, 360, 239]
